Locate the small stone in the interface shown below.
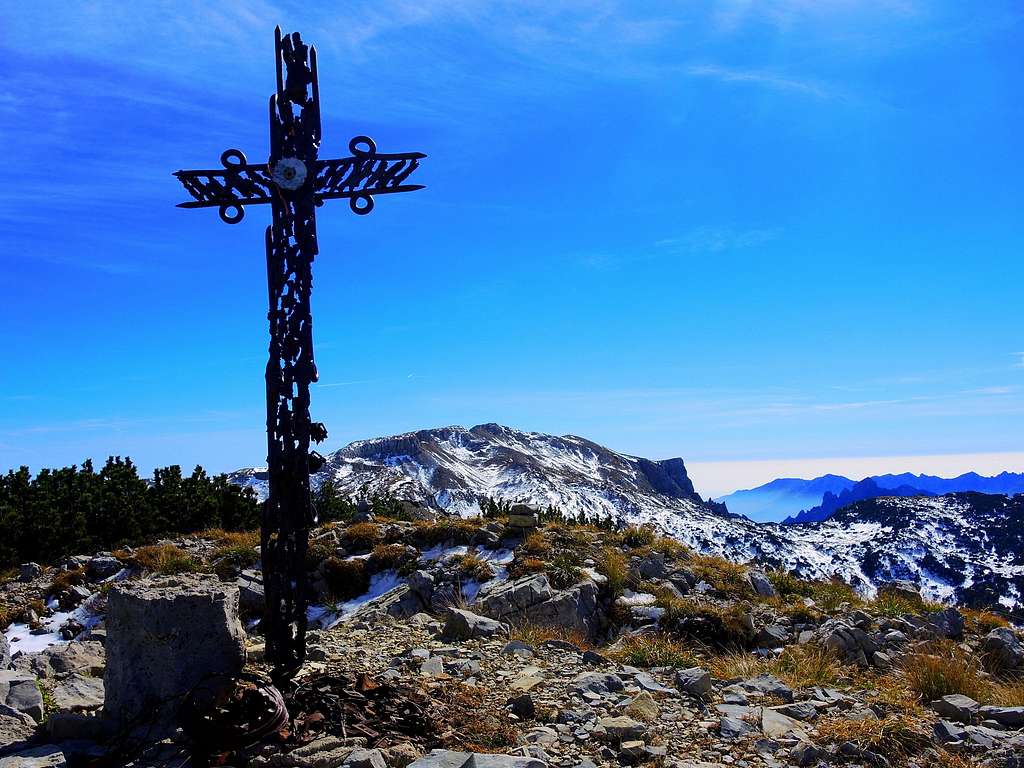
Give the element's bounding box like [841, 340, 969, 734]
[789, 741, 821, 766]
[343, 748, 388, 768]
[442, 609, 508, 641]
[772, 702, 817, 722]
[18, 563, 43, 582]
[719, 716, 753, 740]
[624, 691, 660, 723]
[675, 667, 712, 697]
[977, 705, 1024, 728]
[420, 657, 446, 678]
[597, 715, 646, 742]
[931, 694, 980, 724]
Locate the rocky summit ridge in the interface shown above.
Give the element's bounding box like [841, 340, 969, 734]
[1, 514, 1024, 767]
[230, 424, 1024, 608]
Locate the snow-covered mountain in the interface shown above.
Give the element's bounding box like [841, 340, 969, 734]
[230, 424, 1024, 610]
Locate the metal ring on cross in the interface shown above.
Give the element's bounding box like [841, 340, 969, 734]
[349, 194, 374, 215]
[219, 204, 245, 224]
[220, 149, 248, 168]
[348, 136, 377, 156]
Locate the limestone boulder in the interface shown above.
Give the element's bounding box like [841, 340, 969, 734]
[103, 574, 246, 729]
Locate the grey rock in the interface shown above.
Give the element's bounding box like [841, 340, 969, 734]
[931, 694, 980, 724]
[501, 641, 535, 658]
[926, 607, 965, 639]
[442, 609, 508, 641]
[0, 671, 44, 722]
[343, 748, 387, 768]
[0, 704, 36, 750]
[420, 657, 446, 678]
[236, 569, 265, 614]
[103, 574, 246, 730]
[772, 702, 818, 721]
[18, 563, 43, 582]
[44, 711, 110, 742]
[633, 671, 673, 694]
[675, 667, 712, 697]
[934, 719, 967, 743]
[878, 579, 920, 603]
[13, 641, 104, 679]
[408, 570, 435, 601]
[978, 706, 1024, 728]
[756, 625, 788, 648]
[49, 673, 104, 712]
[0, 635, 9, 671]
[789, 741, 822, 766]
[719, 716, 753, 740]
[748, 571, 776, 598]
[984, 627, 1024, 671]
[572, 672, 624, 695]
[86, 555, 122, 581]
[0, 745, 66, 767]
[477, 574, 599, 635]
[637, 552, 667, 580]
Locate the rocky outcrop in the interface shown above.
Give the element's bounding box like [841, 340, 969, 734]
[477, 575, 601, 635]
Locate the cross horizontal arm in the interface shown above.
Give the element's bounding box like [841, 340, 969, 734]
[173, 141, 426, 222]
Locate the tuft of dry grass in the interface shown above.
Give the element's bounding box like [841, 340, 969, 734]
[961, 607, 1010, 634]
[989, 677, 1024, 706]
[507, 556, 547, 579]
[611, 633, 698, 669]
[321, 557, 370, 602]
[509, 620, 592, 651]
[766, 570, 813, 599]
[815, 712, 930, 765]
[434, 683, 519, 752]
[710, 645, 845, 689]
[522, 532, 551, 557]
[449, 549, 495, 582]
[367, 543, 417, 573]
[130, 545, 200, 575]
[201, 528, 260, 548]
[547, 552, 583, 589]
[412, 518, 481, 546]
[806, 578, 862, 612]
[343, 522, 382, 550]
[900, 641, 991, 703]
[595, 546, 630, 596]
[47, 567, 87, 595]
[647, 535, 690, 560]
[688, 554, 751, 596]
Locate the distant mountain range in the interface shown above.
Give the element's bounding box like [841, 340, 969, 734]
[717, 471, 1024, 523]
[229, 424, 1024, 608]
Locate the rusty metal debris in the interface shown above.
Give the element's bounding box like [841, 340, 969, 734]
[286, 672, 435, 748]
[180, 673, 289, 764]
[173, 26, 425, 679]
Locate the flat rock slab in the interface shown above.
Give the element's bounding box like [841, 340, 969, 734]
[49, 673, 104, 712]
[0, 744, 66, 767]
[0, 671, 44, 722]
[103, 574, 245, 730]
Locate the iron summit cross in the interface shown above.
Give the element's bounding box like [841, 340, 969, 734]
[174, 27, 425, 678]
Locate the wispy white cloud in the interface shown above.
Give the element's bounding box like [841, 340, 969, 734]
[686, 63, 831, 98]
[1014, 352, 1024, 369]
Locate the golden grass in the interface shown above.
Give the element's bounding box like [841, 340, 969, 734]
[806, 578, 862, 612]
[815, 712, 930, 766]
[507, 556, 547, 579]
[766, 569, 813, 598]
[200, 528, 260, 548]
[900, 641, 991, 703]
[412, 518, 481, 545]
[367, 543, 416, 572]
[595, 546, 630, 596]
[47, 567, 87, 595]
[961, 607, 1010, 634]
[434, 683, 519, 752]
[130, 545, 200, 575]
[709, 645, 845, 689]
[509, 620, 592, 651]
[450, 549, 495, 582]
[610, 633, 698, 669]
[343, 522, 382, 550]
[321, 557, 370, 602]
[989, 677, 1024, 706]
[688, 554, 752, 596]
[522, 532, 551, 557]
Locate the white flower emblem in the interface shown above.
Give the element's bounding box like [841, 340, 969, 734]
[271, 158, 307, 190]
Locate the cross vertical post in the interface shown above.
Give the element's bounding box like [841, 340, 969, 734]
[174, 27, 425, 680]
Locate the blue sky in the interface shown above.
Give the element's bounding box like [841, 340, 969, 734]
[2, 1, 1022, 498]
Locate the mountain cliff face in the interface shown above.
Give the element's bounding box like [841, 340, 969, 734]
[783, 478, 932, 525]
[229, 424, 1024, 609]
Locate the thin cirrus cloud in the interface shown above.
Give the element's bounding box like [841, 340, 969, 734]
[686, 63, 831, 98]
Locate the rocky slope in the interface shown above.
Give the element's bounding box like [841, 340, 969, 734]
[230, 425, 1024, 608]
[3, 516, 1023, 767]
